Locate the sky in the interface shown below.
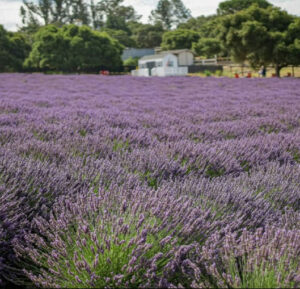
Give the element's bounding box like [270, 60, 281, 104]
[0, 0, 300, 31]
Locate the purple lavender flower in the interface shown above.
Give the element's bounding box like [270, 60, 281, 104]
[0, 74, 298, 288]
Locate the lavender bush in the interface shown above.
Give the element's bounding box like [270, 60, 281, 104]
[196, 227, 300, 288]
[0, 74, 299, 288]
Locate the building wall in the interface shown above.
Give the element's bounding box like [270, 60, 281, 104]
[122, 48, 155, 61]
[139, 54, 178, 69]
[152, 67, 188, 77]
[132, 68, 149, 77]
[162, 54, 178, 68]
[178, 52, 194, 66]
[135, 54, 183, 76]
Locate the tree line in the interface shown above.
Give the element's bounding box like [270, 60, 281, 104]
[0, 0, 299, 76]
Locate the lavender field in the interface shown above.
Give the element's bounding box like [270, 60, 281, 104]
[0, 74, 299, 288]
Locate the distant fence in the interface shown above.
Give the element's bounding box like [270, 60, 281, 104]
[90, 65, 137, 73]
[188, 65, 223, 74]
[194, 57, 232, 66]
[195, 58, 217, 65]
[224, 64, 299, 77]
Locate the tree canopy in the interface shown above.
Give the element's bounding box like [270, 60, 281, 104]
[219, 4, 300, 76]
[101, 28, 136, 47]
[217, 0, 272, 15]
[25, 24, 123, 72]
[0, 25, 31, 72]
[150, 0, 191, 30]
[192, 38, 223, 58]
[123, 56, 138, 66]
[161, 29, 200, 50]
[20, 0, 141, 31]
[94, 0, 141, 30]
[21, 0, 90, 26]
[128, 22, 165, 48]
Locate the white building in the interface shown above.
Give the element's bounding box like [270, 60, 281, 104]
[159, 49, 195, 66]
[131, 53, 188, 77]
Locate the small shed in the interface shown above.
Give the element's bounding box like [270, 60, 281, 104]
[159, 49, 195, 66]
[131, 53, 188, 77]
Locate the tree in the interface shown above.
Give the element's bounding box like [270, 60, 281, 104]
[105, 14, 129, 32]
[178, 15, 212, 31]
[92, 0, 141, 30]
[21, 0, 65, 26]
[90, 0, 104, 29]
[67, 0, 90, 25]
[220, 5, 300, 76]
[161, 29, 200, 50]
[192, 38, 222, 57]
[217, 0, 271, 15]
[24, 25, 65, 71]
[129, 22, 165, 48]
[178, 15, 226, 46]
[286, 18, 300, 66]
[0, 25, 14, 72]
[20, 0, 91, 27]
[8, 32, 32, 70]
[20, 4, 41, 33]
[123, 56, 138, 66]
[102, 28, 136, 47]
[150, 0, 191, 30]
[25, 24, 123, 72]
[0, 25, 31, 72]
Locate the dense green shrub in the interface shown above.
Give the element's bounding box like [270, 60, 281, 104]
[0, 25, 31, 72]
[123, 57, 139, 67]
[25, 24, 123, 72]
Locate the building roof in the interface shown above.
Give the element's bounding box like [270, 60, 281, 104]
[159, 49, 195, 55]
[139, 53, 173, 61]
[122, 48, 155, 61]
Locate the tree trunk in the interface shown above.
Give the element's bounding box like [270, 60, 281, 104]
[275, 64, 281, 77]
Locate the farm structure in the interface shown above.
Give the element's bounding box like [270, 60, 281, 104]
[131, 53, 188, 77]
[157, 49, 195, 66]
[159, 49, 195, 66]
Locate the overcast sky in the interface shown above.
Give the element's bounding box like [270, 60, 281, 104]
[0, 0, 299, 31]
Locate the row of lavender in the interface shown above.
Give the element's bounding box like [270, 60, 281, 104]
[0, 74, 299, 288]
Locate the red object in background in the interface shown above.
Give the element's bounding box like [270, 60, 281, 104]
[100, 70, 110, 75]
[235, 73, 239, 78]
[287, 72, 291, 77]
[247, 72, 252, 78]
[272, 73, 276, 77]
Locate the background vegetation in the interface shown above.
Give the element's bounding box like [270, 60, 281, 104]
[0, 0, 299, 75]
